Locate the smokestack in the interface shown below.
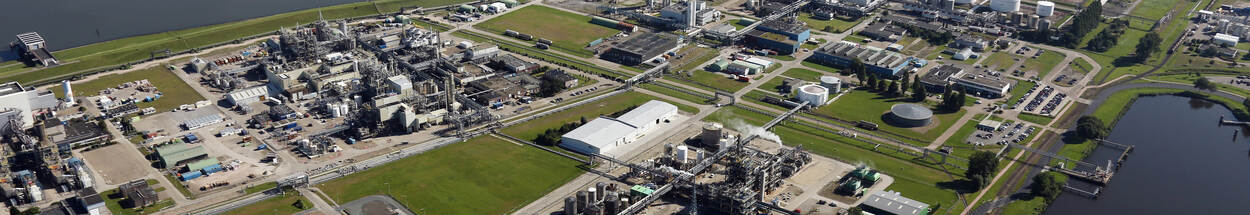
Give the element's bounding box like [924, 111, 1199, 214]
[687, 0, 697, 28]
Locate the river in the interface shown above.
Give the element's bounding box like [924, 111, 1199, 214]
[1045, 95, 1250, 214]
[1, 0, 362, 60]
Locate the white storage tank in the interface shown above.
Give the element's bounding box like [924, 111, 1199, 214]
[819, 76, 842, 94]
[991, 0, 1021, 12]
[1036, 1, 1055, 17]
[796, 84, 829, 106]
[675, 146, 689, 164]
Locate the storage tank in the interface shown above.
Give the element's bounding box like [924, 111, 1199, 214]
[458, 4, 475, 12]
[990, 0, 1021, 12]
[576, 191, 589, 211]
[796, 84, 829, 106]
[675, 146, 689, 164]
[596, 182, 607, 201]
[701, 122, 723, 146]
[565, 197, 579, 215]
[1036, 1, 1055, 17]
[604, 192, 620, 215]
[819, 76, 841, 94]
[588, 187, 598, 203]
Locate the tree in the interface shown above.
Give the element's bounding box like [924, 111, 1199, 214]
[851, 58, 867, 78]
[966, 151, 999, 189]
[886, 81, 899, 96]
[912, 82, 927, 101]
[848, 206, 864, 215]
[1031, 172, 1067, 202]
[1243, 98, 1250, 109]
[856, 69, 868, 86]
[9, 206, 19, 215]
[1194, 77, 1217, 90]
[1076, 116, 1108, 139]
[900, 75, 911, 95]
[876, 79, 887, 92]
[1134, 32, 1162, 60]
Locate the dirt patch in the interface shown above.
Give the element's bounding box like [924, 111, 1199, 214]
[81, 144, 153, 185]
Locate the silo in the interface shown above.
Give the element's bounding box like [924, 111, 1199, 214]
[577, 191, 589, 212]
[1029, 15, 1041, 28]
[586, 205, 603, 215]
[565, 196, 579, 215]
[1036, 1, 1055, 17]
[604, 192, 620, 214]
[675, 146, 689, 164]
[1039, 19, 1053, 30]
[819, 76, 841, 94]
[588, 187, 598, 203]
[596, 182, 608, 202]
[796, 84, 829, 106]
[700, 123, 723, 147]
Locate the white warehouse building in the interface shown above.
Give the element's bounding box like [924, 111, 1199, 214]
[561, 100, 678, 156]
[226, 85, 272, 106]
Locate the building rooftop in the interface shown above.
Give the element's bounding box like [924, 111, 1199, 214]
[562, 117, 638, 153]
[759, 20, 808, 35]
[612, 32, 681, 57]
[920, 65, 964, 86]
[0, 82, 25, 97]
[616, 100, 679, 128]
[955, 72, 1011, 90]
[891, 104, 933, 120]
[748, 30, 795, 43]
[16, 32, 45, 46]
[863, 191, 931, 215]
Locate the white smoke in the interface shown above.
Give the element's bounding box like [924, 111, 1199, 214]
[724, 118, 783, 148]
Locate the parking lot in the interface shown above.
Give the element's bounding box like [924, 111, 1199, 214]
[962, 121, 1037, 147]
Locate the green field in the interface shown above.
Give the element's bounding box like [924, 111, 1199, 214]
[1020, 49, 1067, 79]
[476, 5, 620, 58]
[64, 66, 205, 113]
[799, 12, 864, 33]
[0, 0, 473, 86]
[223, 193, 308, 215]
[684, 70, 750, 92]
[1129, 0, 1185, 20]
[317, 136, 584, 215]
[782, 68, 826, 82]
[637, 83, 711, 105]
[703, 106, 968, 214]
[452, 30, 630, 79]
[673, 46, 719, 72]
[1017, 113, 1055, 126]
[500, 91, 696, 141]
[102, 180, 175, 215]
[1007, 80, 1037, 105]
[982, 52, 1019, 70]
[816, 90, 968, 143]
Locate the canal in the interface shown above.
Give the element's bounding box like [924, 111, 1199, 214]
[1045, 95, 1250, 214]
[1, 0, 361, 60]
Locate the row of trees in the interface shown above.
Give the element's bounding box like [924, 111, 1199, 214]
[900, 25, 956, 45]
[938, 86, 967, 112]
[1017, 1, 1103, 48]
[1084, 19, 1130, 52]
[1132, 32, 1163, 62]
[851, 59, 929, 102]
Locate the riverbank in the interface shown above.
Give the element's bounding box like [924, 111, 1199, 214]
[0, 0, 472, 86]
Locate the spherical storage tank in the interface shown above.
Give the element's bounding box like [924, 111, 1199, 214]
[1036, 1, 1055, 17]
[991, 0, 1021, 12]
[796, 84, 829, 106]
[889, 103, 933, 127]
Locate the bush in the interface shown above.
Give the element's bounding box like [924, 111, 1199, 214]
[1031, 172, 1067, 202]
[1076, 116, 1108, 139]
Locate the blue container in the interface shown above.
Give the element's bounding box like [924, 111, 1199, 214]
[201, 164, 224, 175]
[180, 171, 203, 181]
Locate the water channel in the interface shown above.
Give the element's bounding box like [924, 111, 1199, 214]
[1, 0, 361, 60]
[1045, 95, 1250, 214]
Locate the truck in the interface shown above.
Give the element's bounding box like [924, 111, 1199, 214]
[856, 121, 879, 130]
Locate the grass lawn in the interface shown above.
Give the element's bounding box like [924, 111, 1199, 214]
[1020, 49, 1066, 79]
[102, 186, 175, 215]
[782, 68, 826, 82]
[223, 193, 309, 215]
[1149, 74, 1250, 98]
[452, 30, 629, 79]
[317, 136, 584, 215]
[1007, 80, 1037, 105]
[243, 181, 278, 195]
[982, 51, 1020, 70]
[500, 91, 696, 141]
[1129, 0, 1185, 20]
[704, 106, 969, 215]
[816, 90, 968, 143]
[1017, 113, 1054, 126]
[799, 12, 864, 33]
[758, 79, 788, 94]
[475, 5, 620, 58]
[637, 83, 711, 105]
[772, 55, 797, 61]
[843, 34, 869, 44]
[800, 60, 843, 74]
[686, 70, 750, 92]
[0, 0, 472, 86]
[63, 66, 205, 113]
[673, 46, 719, 72]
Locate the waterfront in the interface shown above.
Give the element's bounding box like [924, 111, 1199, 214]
[1, 0, 360, 59]
[1046, 95, 1250, 214]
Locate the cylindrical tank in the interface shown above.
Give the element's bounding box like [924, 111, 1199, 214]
[697, 151, 706, 162]
[991, 0, 1021, 12]
[604, 192, 620, 214]
[1036, 1, 1055, 17]
[796, 84, 829, 106]
[596, 182, 607, 202]
[819, 76, 841, 94]
[675, 146, 689, 164]
[586, 205, 603, 215]
[718, 138, 730, 151]
[577, 191, 588, 212]
[701, 122, 723, 147]
[588, 187, 598, 203]
[565, 196, 579, 215]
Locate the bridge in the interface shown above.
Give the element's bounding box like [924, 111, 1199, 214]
[725, 0, 811, 41]
[616, 102, 808, 215]
[1004, 142, 1114, 185]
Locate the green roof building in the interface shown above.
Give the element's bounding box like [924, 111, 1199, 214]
[156, 143, 207, 168]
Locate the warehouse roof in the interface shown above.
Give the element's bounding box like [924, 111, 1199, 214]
[920, 65, 963, 86]
[186, 158, 219, 172]
[612, 32, 680, 56]
[228, 85, 270, 101]
[157, 143, 207, 167]
[759, 20, 807, 35]
[562, 117, 638, 152]
[616, 100, 678, 127]
[863, 191, 931, 215]
[955, 73, 1011, 91]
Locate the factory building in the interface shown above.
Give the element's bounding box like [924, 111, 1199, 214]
[156, 142, 208, 168]
[14, 32, 58, 66]
[0, 82, 60, 129]
[660, 0, 722, 27]
[952, 35, 989, 51]
[953, 73, 1011, 98]
[808, 42, 914, 78]
[561, 100, 677, 156]
[860, 22, 908, 42]
[862, 190, 932, 215]
[1214, 33, 1240, 47]
[919, 64, 964, 93]
[226, 85, 272, 106]
[601, 33, 682, 66]
[744, 20, 811, 54]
